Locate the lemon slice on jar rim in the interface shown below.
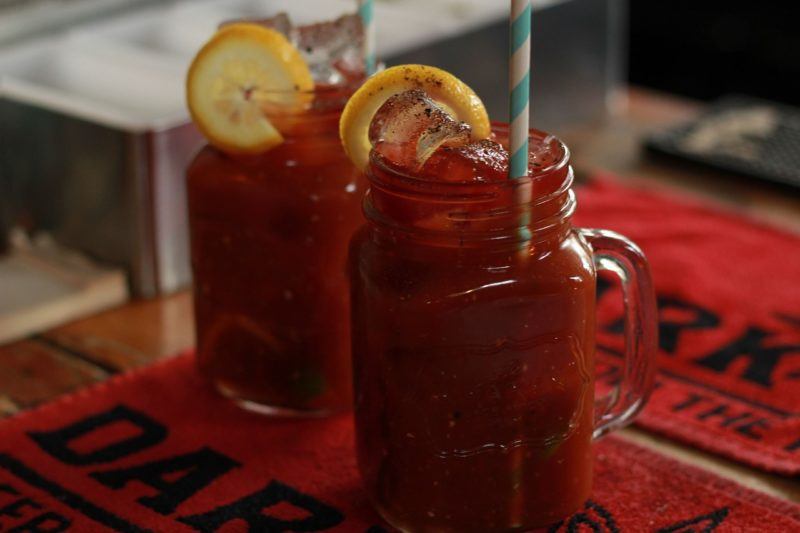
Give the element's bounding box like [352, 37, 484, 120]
[186, 23, 314, 155]
[339, 64, 491, 170]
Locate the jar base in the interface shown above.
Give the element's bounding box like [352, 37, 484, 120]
[214, 382, 337, 418]
[371, 496, 583, 533]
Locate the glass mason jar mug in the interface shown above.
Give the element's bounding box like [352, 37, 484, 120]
[188, 84, 366, 416]
[349, 127, 658, 531]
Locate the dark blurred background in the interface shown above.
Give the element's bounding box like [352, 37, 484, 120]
[629, 1, 800, 105]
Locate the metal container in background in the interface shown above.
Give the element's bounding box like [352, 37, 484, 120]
[0, 30, 203, 297]
[0, 0, 627, 297]
[0, 107, 201, 297]
[390, 0, 627, 132]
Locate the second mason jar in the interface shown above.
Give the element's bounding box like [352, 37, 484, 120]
[188, 84, 365, 415]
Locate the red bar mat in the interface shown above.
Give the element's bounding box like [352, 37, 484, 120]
[0, 354, 797, 532]
[576, 178, 800, 475]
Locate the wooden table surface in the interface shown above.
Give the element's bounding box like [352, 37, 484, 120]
[2, 87, 799, 504]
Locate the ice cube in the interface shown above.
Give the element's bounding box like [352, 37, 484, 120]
[421, 139, 509, 183]
[295, 14, 365, 85]
[370, 90, 472, 171]
[222, 13, 365, 85]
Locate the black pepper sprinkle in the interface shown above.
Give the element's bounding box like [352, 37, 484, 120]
[453, 411, 462, 419]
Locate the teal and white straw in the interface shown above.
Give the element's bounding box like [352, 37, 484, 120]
[509, 4, 534, 511]
[509, 0, 531, 180]
[509, 0, 533, 247]
[358, 0, 377, 75]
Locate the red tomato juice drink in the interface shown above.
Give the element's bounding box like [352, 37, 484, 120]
[189, 86, 364, 414]
[186, 18, 367, 415]
[346, 80, 658, 530]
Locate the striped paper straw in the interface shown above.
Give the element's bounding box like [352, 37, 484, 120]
[358, 0, 377, 75]
[509, 0, 531, 180]
[509, 3, 533, 520]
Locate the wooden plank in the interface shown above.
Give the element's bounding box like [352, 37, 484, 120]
[0, 395, 18, 419]
[41, 291, 195, 372]
[0, 242, 128, 345]
[0, 339, 107, 408]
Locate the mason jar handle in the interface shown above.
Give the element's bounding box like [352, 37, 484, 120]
[579, 229, 658, 439]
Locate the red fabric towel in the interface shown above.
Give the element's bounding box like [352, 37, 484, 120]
[575, 178, 800, 475]
[0, 354, 797, 532]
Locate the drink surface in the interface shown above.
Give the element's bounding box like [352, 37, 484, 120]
[350, 99, 596, 530]
[188, 87, 365, 413]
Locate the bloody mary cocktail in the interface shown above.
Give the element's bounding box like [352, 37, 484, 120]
[186, 19, 367, 414]
[344, 80, 657, 531]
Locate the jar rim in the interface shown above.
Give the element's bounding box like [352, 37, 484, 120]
[368, 122, 571, 196]
[364, 124, 576, 246]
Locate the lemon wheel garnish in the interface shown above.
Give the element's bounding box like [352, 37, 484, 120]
[186, 23, 314, 155]
[339, 64, 491, 170]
